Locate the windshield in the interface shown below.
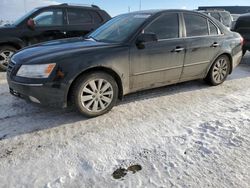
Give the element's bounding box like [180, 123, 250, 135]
[88, 13, 151, 43]
[13, 8, 38, 26]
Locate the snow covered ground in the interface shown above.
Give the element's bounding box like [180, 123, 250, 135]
[0, 54, 250, 188]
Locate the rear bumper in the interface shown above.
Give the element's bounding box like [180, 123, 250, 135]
[232, 50, 243, 69]
[7, 77, 67, 108]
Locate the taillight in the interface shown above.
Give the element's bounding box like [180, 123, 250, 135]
[240, 36, 244, 46]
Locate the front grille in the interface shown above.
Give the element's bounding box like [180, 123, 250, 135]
[7, 60, 15, 75]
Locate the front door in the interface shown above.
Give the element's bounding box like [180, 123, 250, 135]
[130, 13, 185, 91]
[24, 8, 66, 45]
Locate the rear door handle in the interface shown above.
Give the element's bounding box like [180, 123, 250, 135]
[172, 47, 185, 53]
[211, 42, 220, 48]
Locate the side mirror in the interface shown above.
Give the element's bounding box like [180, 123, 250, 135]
[136, 33, 158, 43]
[27, 18, 35, 30]
[136, 33, 158, 49]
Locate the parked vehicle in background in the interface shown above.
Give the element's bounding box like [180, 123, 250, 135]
[0, 3, 111, 71]
[231, 14, 240, 21]
[199, 10, 233, 30]
[232, 13, 250, 56]
[7, 10, 243, 117]
[231, 14, 241, 30]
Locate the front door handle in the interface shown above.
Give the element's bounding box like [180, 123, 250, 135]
[211, 42, 220, 48]
[172, 47, 185, 53]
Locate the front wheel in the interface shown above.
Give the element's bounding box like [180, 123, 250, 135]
[205, 55, 230, 86]
[71, 72, 118, 117]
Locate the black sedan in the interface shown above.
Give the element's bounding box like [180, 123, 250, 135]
[7, 10, 243, 117]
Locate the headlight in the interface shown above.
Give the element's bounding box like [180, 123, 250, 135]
[16, 63, 56, 78]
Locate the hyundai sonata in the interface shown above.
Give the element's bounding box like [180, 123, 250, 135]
[7, 10, 243, 117]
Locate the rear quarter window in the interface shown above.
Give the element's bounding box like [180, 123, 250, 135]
[91, 11, 103, 24]
[208, 21, 219, 35]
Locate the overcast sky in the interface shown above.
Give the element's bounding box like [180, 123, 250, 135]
[0, 0, 249, 22]
[0, 0, 59, 21]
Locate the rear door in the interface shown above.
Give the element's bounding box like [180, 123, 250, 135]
[66, 8, 99, 38]
[180, 13, 223, 81]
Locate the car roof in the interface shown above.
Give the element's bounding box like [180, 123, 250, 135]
[199, 9, 230, 14]
[37, 3, 101, 10]
[125, 9, 208, 15]
[119, 9, 220, 22]
[127, 9, 229, 33]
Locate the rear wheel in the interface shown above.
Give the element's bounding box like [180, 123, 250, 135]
[0, 46, 17, 71]
[205, 55, 230, 86]
[71, 72, 118, 117]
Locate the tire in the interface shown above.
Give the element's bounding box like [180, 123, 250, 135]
[71, 72, 119, 117]
[0, 46, 17, 71]
[205, 55, 230, 86]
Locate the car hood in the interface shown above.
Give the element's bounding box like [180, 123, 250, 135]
[0, 25, 17, 35]
[0, 24, 16, 29]
[12, 37, 120, 64]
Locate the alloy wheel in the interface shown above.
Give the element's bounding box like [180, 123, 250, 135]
[80, 79, 114, 112]
[212, 57, 229, 84]
[0, 50, 14, 69]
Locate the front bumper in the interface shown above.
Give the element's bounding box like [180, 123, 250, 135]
[7, 76, 67, 108]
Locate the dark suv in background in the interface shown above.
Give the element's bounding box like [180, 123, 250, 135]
[233, 13, 250, 56]
[0, 3, 111, 70]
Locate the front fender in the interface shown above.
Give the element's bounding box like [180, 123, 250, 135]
[0, 37, 25, 49]
[60, 46, 130, 105]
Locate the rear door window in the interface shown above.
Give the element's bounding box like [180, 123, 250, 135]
[184, 13, 209, 37]
[144, 13, 179, 40]
[67, 9, 93, 25]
